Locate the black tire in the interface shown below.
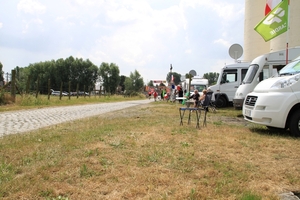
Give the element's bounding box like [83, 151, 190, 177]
[289, 111, 300, 137]
[215, 96, 227, 108]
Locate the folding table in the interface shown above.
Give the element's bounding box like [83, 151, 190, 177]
[179, 107, 201, 129]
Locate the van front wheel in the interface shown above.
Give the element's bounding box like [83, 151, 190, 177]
[289, 111, 300, 137]
[216, 96, 227, 108]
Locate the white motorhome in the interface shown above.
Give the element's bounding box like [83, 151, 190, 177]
[233, 47, 300, 109]
[208, 62, 250, 108]
[185, 76, 208, 95]
[243, 56, 300, 137]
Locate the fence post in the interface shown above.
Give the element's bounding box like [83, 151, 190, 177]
[35, 76, 39, 98]
[48, 78, 51, 100]
[68, 81, 71, 100]
[84, 85, 86, 98]
[60, 82, 63, 100]
[76, 83, 79, 99]
[11, 70, 16, 102]
[26, 75, 30, 95]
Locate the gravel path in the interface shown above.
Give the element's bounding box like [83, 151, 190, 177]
[0, 99, 151, 137]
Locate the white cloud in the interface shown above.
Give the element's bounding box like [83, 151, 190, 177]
[214, 39, 231, 48]
[180, 0, 244, 19]
[185, 49, 192, 54]
[73, 0, 105, 7]
[91, 1, 187, 69]
[106, 1, 151, 23]
[17, 0, 46, 15]
[0, 0, 245, 81]
[16, 0, 46, 33]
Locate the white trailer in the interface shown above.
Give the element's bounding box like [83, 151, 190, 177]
[243, 56, 300, 137]
[233, 47, 300, 109]
[185, 76, 208, 95]
[208, 62, 250, 108]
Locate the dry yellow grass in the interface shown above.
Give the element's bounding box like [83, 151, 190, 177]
[0, 101, 299, 199]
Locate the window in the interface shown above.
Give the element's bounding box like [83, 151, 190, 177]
[241, 69, 248, 82]
[243, 64, 259, 84]
[221, 69, 237, 84]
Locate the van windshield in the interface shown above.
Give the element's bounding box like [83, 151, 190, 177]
[190, 84, 206, 92]
[242, 64, 259, 84]
[279, 60, 300, 76]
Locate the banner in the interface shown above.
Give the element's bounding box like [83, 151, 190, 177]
[254, 0, 288, 42]
[265, 0, 282, 15]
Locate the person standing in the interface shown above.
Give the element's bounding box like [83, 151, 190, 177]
[153, 91, 158, 101]
[161, 89, 165, 101]
[199, 89, 207, 105]
[148, 90, 152, 100]
[178, 86, 184, 103]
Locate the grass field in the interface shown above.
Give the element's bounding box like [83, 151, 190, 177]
[0, 96, 300, 199]
[0, 93, 144, 112]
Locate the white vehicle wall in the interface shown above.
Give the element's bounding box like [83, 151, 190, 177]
[233, 47, 300, 109]
[208, 62, 250, 108]
[243, 56, 300, 137]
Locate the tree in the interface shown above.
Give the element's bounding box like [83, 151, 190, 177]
[166, 72, 181, 85]
[119, 75, 126, 93]
[203, 72, 219, 85]
[0, 62, 4, 85]
[124, 70, 144, 95]
[14, 56, 99, 94]
[99, 62, 120, 94]
[185, 73, 195, 79]
[147, 80, 154, 87]
[159, 82, 166, 87]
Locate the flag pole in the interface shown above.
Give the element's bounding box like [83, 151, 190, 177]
[286, 0, 290, 64]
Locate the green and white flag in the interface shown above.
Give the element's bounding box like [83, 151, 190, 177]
[254, 0, 288, 42]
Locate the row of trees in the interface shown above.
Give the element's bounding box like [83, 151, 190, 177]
[203, 72, 219, 85]
[3, 56, 144, 95]
[1, 57, 219, 96]
[14, 57, 98, 94]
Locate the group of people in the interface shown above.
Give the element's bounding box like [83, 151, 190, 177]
[148, 86, 214, 107]
[148, 89, 170, 101]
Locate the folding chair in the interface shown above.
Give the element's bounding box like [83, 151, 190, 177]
[198, 93, 213, 127]
[207, 91, 217, 113]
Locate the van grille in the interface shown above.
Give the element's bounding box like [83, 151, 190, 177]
[245, 95, 257, 106]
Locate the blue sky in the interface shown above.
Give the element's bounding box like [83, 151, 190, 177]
[0, 0, 245, 83]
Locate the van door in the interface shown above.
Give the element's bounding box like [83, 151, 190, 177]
[220, 69, 239, 102]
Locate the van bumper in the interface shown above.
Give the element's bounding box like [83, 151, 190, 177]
[233, 98, 244, 109]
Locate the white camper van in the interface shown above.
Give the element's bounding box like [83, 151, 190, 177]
[208, 62, 250, 108]
[243, 56, 300, 137]
[185, 76, 208, 95]
[233, 47, 300, 109]
[183, 76, 208, 96]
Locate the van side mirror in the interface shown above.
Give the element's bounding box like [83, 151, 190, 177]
[220, 73, 227, 84]
[259, 72, 263, 82]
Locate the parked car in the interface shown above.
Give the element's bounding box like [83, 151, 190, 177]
[51, 90, 68, 96]
[78, 91, 89, 96]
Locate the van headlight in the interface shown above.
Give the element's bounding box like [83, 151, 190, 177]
[271, 74, 300, 89]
